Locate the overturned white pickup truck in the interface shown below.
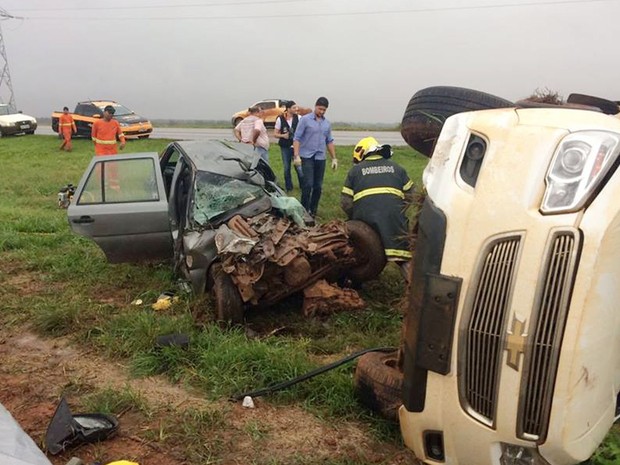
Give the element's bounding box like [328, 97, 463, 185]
[358, 87, 620, 465]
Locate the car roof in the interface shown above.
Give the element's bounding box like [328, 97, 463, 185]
[78, 100, 117, 106]
[175, 140, 266, 178]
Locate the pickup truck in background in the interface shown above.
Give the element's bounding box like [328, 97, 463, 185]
[231, 99, 311, 128]
[51, 100, 153, 139]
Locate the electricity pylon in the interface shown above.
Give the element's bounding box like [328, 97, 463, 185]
[0, 9, 20, 112]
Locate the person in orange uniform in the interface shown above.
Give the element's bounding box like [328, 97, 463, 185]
[58, 106, 77, 152]
[92, 105, 126, 191]
[92, 105, 126, 155]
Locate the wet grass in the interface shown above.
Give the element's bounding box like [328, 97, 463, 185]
[4, 135, 615, 464]
[0, 134, 423, 459]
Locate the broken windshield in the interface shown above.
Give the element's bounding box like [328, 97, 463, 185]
[192, 171, 266, 225]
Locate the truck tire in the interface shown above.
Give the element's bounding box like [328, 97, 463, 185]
[210, 264, 244, 325]
[345, 220, 387, 283]
[401, 86, 514, 157]
[354, 351, 403, 421]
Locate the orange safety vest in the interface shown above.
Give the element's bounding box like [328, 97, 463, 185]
[92, 119, 126, 155]
[59, 114, 76, 135]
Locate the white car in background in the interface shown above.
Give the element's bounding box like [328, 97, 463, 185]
[0, 104, 37, 137]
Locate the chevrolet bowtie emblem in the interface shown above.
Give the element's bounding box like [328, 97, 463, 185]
[505, 316, 527, 371]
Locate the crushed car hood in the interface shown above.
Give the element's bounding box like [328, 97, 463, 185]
[177, 140, 276, 185]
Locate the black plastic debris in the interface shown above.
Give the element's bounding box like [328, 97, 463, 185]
[155, 333, 190, 349]
[45, 398, 119, 455]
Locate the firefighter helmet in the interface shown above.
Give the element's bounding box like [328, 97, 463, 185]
[353, 137, 392, 163]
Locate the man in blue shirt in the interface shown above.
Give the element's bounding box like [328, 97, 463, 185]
[293, 96, 338, 216]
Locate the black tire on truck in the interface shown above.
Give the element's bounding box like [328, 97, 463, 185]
[354, 351, 403, 421]
[345, 220, 387, 283]
[210, 264, 245, 325]
[401, 86, 514, 157]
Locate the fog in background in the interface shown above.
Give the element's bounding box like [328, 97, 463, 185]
[1, 0, 618, 123]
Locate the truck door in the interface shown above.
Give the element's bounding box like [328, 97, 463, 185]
[75, 103, 100, 137]
[67, 153, 173, 263]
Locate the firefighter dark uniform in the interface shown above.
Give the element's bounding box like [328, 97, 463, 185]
[341, 138, 413, 262]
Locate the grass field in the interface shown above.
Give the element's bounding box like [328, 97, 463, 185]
[0, 135, 617, 465]
[0, 134, 428, 464]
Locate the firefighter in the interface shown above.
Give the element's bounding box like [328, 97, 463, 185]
[91, 105, 126, 155]
[341, 137, 414, 278]
[58, 106, 77, 152]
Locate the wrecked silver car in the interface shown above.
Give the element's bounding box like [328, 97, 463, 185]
[67, 140, 386, 323]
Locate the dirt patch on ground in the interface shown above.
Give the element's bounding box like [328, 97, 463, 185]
[0, 328, 419, 465]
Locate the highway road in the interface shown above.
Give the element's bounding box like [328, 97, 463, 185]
[36, 125, 406, 146]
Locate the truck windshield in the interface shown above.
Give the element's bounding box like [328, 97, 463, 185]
[95, 104, 133, 116]
[192, 171, 266, 225]
[0, 106, 11, 116]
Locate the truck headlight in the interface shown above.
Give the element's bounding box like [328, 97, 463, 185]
[500, 443, 551, 465]
[541, 131, 620, 214]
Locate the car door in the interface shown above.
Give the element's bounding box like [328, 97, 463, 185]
[67, 153, 173, 263]
[257, 100, 279, 126]
[75, 103, 100, 137]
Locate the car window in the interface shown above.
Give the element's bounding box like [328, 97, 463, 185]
[77, 104, 100, 117]
[192, 171, 266, 225]
[95, 103, 133, 116]
[257, 101, 276, 110]
[77, 158, 160, 205]
[161, 147, 181, 196]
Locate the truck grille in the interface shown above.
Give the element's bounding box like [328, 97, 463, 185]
[462, 236, 522, 425]
[518, 230, 580, 441]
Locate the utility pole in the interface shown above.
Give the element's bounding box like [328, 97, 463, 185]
[0, 8, 20, 112]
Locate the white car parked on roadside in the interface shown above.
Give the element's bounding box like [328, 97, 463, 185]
[0, 104, 37, 137]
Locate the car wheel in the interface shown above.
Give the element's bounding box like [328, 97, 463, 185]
[354, 350, 403, 421]
[138, 134, 150, 139]
[210, 264, 244, 325]
[401, 86, 514, 157]
[26, 130, 35, 135]
[345, 220, 387, 283]
[233, 117, 243, 127]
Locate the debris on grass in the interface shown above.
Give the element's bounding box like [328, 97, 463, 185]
[216, 214, 357, 307]
[302, 279, 365, 317]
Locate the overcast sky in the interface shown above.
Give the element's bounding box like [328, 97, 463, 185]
[1, 0, 619, 123]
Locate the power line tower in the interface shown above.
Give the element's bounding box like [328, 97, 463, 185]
[0, 8, 20, 112]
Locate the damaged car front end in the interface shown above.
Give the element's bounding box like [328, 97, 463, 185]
[68, 140, 386, 324]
